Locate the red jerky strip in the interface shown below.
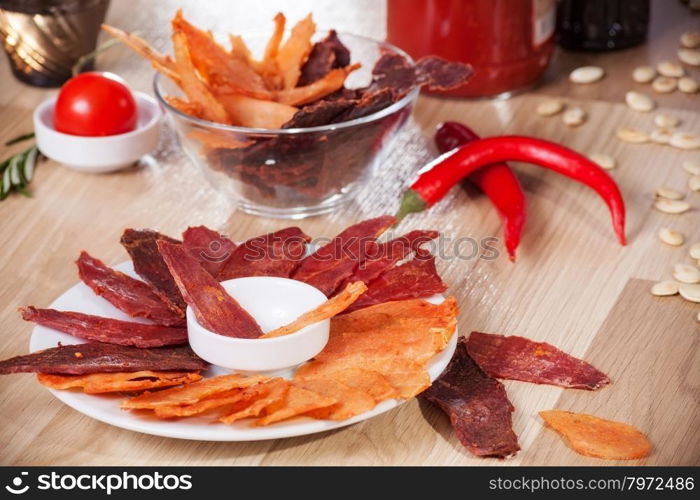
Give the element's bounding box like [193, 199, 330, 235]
[292, 216, 396, 296]
[76, 251, 185, 327]
[182, 226, 237, 277]
[350, 229, 439, 285]
[19, 307, 188, 348]
[415, 56, 473, 92]
[157, 241, 263, 339]
[344, 249, 446, 313]
[466, 332, 610, 390]
[0, 343, 207, 375]
[420, 337, 520, 458]
[298, 30, 350, 86]
[218, 227, 310, 280]
[120, 229, 186, 315]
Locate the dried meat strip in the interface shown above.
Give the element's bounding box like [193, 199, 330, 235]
[157, 241, 263, 338]
[292, 216, 396, 296]
[298, 30, 350, 86]
[182, 226, 237, 277]
[348, 229, 439, 286]
[76, 251, 184, 327]
[414, 56, 473, 92]
[283, 98, 354, 128]
[218, 227, 310, 280]
[19, 307, 188, 348]
[344, 249, 446, 313]
[0, 343, 207, 375]
[420, 337, 520, 458]
[120, 229, 186, 315]
[466, 332, 610, 390]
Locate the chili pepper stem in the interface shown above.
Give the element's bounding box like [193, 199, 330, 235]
[394, 189, 427, 224]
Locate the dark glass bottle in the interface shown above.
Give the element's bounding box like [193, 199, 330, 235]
[556, 0, 650, 51]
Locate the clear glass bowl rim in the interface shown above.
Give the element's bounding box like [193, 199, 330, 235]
[152, 31, 420, 136]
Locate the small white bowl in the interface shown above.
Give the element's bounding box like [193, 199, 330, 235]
[33, 91, 162, 173]
[187, 277, 330, 372]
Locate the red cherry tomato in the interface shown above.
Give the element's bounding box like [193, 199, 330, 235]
[53, 72, 138, 137]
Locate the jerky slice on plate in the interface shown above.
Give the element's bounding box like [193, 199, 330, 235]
[466, 332, 610, 390]
[76, 251, 185, 327]
[347, 229, 439, 286]
[217, 226, 310, 280]
[157, 241, 263, 338]
[120, 229, 186, 315]
[420, 337, 520, 458]
[292, 216, 396, 296]
[344, 249, 446, 313]
[0, 343, 207, 375]
[20, 307, 188, 348]
[182, 226, 237, 277]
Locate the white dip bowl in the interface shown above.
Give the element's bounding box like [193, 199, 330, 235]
[33, 91, 162, 173]
[187, 277, 330, 372]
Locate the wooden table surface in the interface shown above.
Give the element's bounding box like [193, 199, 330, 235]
[1, 0, 698, 466]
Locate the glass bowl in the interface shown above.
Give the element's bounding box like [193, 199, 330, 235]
[154, 33, 419, 219]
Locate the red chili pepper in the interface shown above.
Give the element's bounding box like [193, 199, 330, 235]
[396, 136, 626, 246]
[435, 122, 526, 261]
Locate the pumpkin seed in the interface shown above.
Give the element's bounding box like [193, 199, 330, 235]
[680, 31, 700, 49]
[673, 263, 700, 284]
[654, 114, 680, 129]
[677, 48, 700, 66]
[616, 127, 649, 143]
[670, 132, 700, 150]
[632, 65, 656, 83]
[678, 76, 699, 94]
[569, 66, 604, 84]
[654, 198, 691, 214]
[651, 76, 677, 93]
[588, 153, 616, 170]
[679, 283, 700, 302]
[659, 227, 684, 246]
[655, 187, 685, 200]
[657, 60, 685, 78]
[562, 107, 586, 127]
[651, 280, 679, 296]
[682, 160, 700, 176]
[536, 99, 564, 116]
[625, 91, 655, 111]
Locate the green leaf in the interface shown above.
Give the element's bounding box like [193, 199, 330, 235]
[4, 132, 35, 146]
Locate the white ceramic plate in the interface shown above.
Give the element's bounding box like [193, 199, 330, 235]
[28, 262, 457, 441]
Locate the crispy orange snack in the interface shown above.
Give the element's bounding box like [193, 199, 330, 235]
[101, 24, 180, 83]
[153, 384, 268, 418]
[187, 129, 252, 151]
[165, 96, 203, 118]
[37, 371, 201, 394]
[172, 31, 230, 124]
[540, 410, 652, 460]
[274, 63, 362, 106]
[172, 10, 269, 99]
[219, 378, 290, 424]
[313, 367, 399, 401]
[275, 14, 316, 89]
[261, 282, 367, 339]
[216, 94, 297, 129]
[295, 378, 375, 420]
[295, 354, 430, 399]
[255, 384, 335, 426]
[122, 373, 267, 409]
[319, 297, 457, 363]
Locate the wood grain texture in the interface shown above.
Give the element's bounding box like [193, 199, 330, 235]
[0, 0, 698, 466]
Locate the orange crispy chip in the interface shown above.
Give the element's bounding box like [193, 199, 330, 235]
[37, 371, 201, 394]
[295, 378, 375, 420]
[254, 384, 336, 426]
[122, 373, 267, 409]
[275, 14, 316, 89]
[187, 129, 252, 151]
[295, 354, 430, 399]
[172, 31, 230, 124]
[320, 297, 458, 364]
[172, 10, 270, 99]
[153, 383, 268, 418]
[165, 96, 203, 118]
[101, 24, 180, 83]
[219, 378, 290, 424]
[216, 94, 297, 129]
[274, 63, 362, 106]
[261, 282, 367, 339]
[540, 410, 652, 460]
[313, 367, 399, 401]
